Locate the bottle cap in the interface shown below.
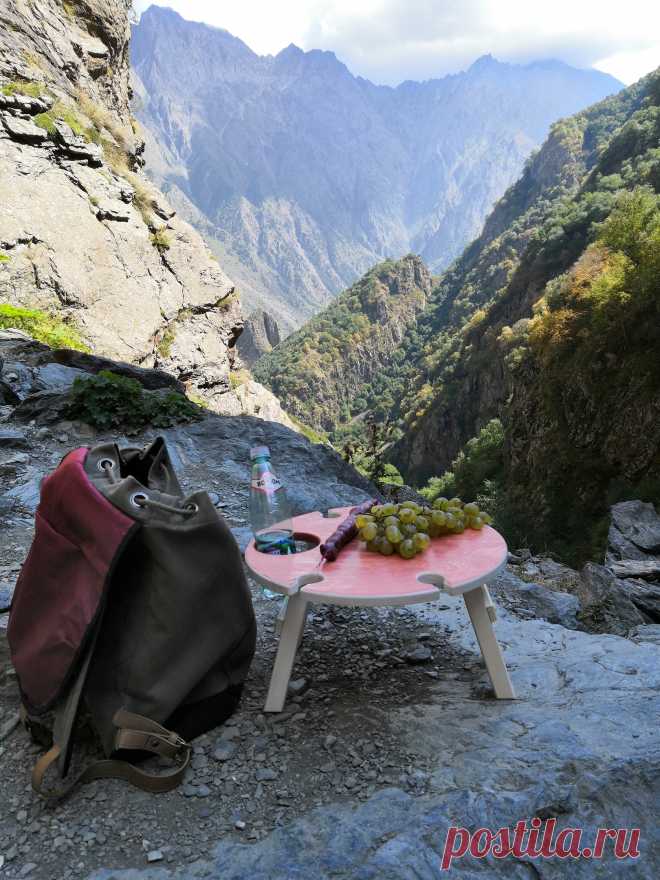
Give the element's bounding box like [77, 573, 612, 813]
[250, 445, 270, 460]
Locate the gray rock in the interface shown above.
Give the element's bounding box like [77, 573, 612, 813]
[95, 198, 131, 222]
[404, 644, 432, 664]
[146, 851, 163, 864]
[165, 417, 374, 518]
[629, 624, 660, 646]
[52, 120, 103, 166]
[13, 391, 72, 425]
[213, 741, 238, 762]
[577, 562, 646, 635]
[33, 363, 88, 392]
[237, 310, 281, 368]
[609, 500, 660, 555]
[254, 768, 277, 782]
[287, 678, 308, 696]
[1, 115, 48, 144]
[1, 361, 35, 400]
[492, 569, 580, 629]
[52, 350, 185, 393]
[0, 93, 52, 115]
[0, 428, 29, 449]
[616, 578, 660, 622]
[610, 559, 660, 580]
[2, 472, 42, 513]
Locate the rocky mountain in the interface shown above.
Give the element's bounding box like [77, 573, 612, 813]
[130, 5, 621, 333]
[0, 0, 290, 426]
[253, 255, 433, 435]
[237, 310, 281, 368]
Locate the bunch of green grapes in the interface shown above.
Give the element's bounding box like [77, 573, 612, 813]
[427, 496, 492, 535]
[355, 499, 492, 559]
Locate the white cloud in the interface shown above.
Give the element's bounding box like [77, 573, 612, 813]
[133, 0, 660, 85]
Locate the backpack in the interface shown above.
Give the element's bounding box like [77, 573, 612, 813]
[7, 437, 256, 797]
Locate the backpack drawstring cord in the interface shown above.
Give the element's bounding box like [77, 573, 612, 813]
[100, 460, 197, 517]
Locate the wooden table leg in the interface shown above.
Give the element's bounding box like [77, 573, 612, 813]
[463, 584, 515, 699]
[264, 592, 308, 713]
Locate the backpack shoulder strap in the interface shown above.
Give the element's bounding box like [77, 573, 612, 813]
[31, 710, 191, 798]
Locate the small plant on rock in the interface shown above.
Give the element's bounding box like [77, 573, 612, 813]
[150, 228, 172, 251]
[65, 370, 202, 431]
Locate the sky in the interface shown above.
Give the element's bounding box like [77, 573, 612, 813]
[133, 0, 660, 86]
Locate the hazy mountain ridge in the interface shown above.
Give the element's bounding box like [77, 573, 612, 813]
[131, 5, 621, 331]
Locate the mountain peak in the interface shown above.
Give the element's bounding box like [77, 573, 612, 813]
[468, 53, 500, 71]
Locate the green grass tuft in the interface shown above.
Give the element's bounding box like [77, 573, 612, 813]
[157, 326, 176, 358]
[0, 304, 89, 351]
[1, 79, 44, 98]
[150, 228, 171, 251]
[33, 112, 56, 135]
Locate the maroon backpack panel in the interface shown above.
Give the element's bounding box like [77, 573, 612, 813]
[8, 448, 137, 712]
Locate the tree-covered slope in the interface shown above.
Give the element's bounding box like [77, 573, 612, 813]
[256, 67, 659, 564]
[393, 68, 660, 563]
[253, 255, 433, 433]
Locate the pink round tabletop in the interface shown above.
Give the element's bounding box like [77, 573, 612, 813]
[245, 506, 508, 606]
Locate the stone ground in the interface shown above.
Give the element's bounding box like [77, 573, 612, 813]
[1, 421, 659, 879]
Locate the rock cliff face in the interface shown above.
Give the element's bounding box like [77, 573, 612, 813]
[0, 0, 289, 425]
[237, 310, 281, 368]
[131, 5, 622, 332]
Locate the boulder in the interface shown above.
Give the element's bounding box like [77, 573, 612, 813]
[610, 558, 660, 580]
[0, 360, 34, 401]
[1, 115, 48, 144]
[33, 362, 88, 392]
[490, 568, 580, 629]
[237, 310, 282, 367]
[577, 562, 646, 635]
[609, 500, 660, 556]
[12, 390, 73, 424]
[52, 120, 104, 166]
[629, 624, 660, 647]
[616, 578, 660, 622]
[51, 349, 185, 392]
[0, 428, 29, 449]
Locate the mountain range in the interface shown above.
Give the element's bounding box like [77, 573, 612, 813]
[131, 5, 622, 333]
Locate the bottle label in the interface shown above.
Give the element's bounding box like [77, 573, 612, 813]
[251, 472, 283, 493]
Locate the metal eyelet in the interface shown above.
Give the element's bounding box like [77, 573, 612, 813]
[185, 503, 199, 514]
[130, 492, 148, 508]
[98, 458, 115, 472]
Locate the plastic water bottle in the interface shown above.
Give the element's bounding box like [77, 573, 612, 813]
[249, 445, 296, 557]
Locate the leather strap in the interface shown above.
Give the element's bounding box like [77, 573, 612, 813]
[31, 711, 191, 799]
